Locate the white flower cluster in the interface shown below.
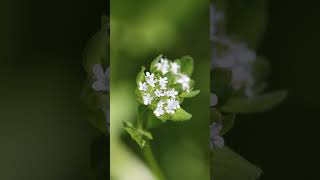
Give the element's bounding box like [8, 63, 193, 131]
[92, 64, 109, 92]
[138, 57, 192, 117]
[213, 37, 256, 96]
[211, 4, 256, 97]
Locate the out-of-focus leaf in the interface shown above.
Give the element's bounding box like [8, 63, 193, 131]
[220, 113, 235, 135]
[210, 108, 222, 123]
[88, 110, 107, 134]
[136, 66, 146, 85]
[171, 108, 192, 121]
[211, 68, 234, 106]
[180, 90, 200, 98]
[179, 56, 194, 76]
[211, 146, 262, 180]
[221, 90, 288, 114]
[83, 23, 108, 72]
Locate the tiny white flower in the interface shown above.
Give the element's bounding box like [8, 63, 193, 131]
[157, 100, 165, 107]
[158, 77, 168, 89]
[165, 99, 180, 114]
[154, 107, 165, 117]
[139, 82, 148, 91]
[170, 62, 180, 74]
[143, 93, 153, 105]
[145, 72, 157, 87]
[156, 58, 170, 75]
[154, 100, 165, 117]
[154, 89, 164, 97]
[210, 93, 218, 107]
[165, 89, 178, 98]
[177, 74, 190, 91]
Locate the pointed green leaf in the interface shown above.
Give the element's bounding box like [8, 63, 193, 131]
[180, 90, 200, 98]
[123, 124, 153, 149]
[170, 108, 192, 121]
[221, 90, 288, 114]
[211, 146, 263, 180]
[136, 66, 146, 85]
[220, 114, 236, 135]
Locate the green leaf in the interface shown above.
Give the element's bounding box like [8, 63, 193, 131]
[87, 92, 106, 111]
[211, 108, 222, 122]
[211, 68, 234, 106]
[136, 66, 146, 85]
[220, 114, 236, 135]
[83, 23, 108, 73]
[150, 54, 163, 73]
[170, 108, 192, 121]
[210, 108, 235, 135]
[221, 90, 288, 114]
[211, 146, 263, 180]
[179, 56, 194, 76]
[180, 90, 200, 98]
[145, 110, 163, 129]
[123, 124, 153, 149]
[88, 110, 107, 134]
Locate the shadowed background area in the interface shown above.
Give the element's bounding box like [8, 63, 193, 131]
[225, 0, 320, 179]
[0, 0, 108, 179]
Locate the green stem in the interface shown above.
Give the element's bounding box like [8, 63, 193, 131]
[143, 145, 166, 180]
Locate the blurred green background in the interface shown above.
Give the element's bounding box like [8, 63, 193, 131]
[110, 0, 210, 180]
[0, 0, 108, 179]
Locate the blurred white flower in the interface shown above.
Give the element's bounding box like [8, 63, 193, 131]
[165, 99, 180, 114]
[210, 122, 224, 149]
[145, 72, 157, 87]
[211, 93, 218, 107]
[158, 77, 168, 89]
[143, 93, 153, 105]
[170, 62, 180, 74]
[165, 89, 178, 98]
[139, 82, 148, 91]
[177, 74, 190, 91]
[156, 58, 170, 75]
[92, 64, 109, 92]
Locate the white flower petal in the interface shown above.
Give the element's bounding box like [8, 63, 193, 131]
[92, 80, 107, 91]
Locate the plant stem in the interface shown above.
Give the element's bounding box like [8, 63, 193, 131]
[143, 145, 166, 180]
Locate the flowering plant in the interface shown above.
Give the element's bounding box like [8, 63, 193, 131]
[82, 16, 109, 134]
[124, 55, 199, 149]
[210, 1, 287, 180]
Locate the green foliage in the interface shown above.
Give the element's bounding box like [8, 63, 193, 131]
[124, 121, 153, 149]
[211, 68, 234, 106]
[83, 16, 108, 73]
[180, 90, 200, 98]
[211, 146, 263, 180]
[171, 108, 192, 121]
[179, 56, 194, 76]
[136, 66, 146, 85]
[221, 90, 288, 114]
